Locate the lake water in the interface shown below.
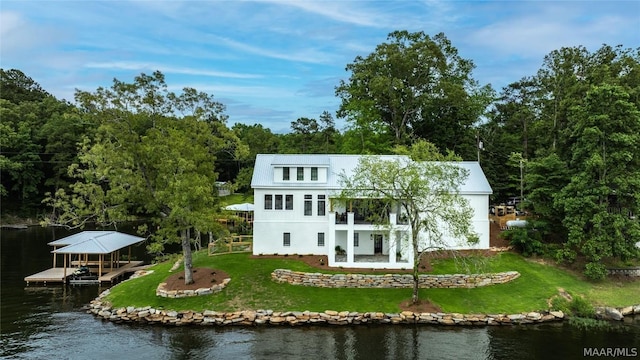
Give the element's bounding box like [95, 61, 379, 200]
[1, 226, 639, 359]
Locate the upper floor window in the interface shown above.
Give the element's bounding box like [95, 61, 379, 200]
[285, 195, 293, 210]
[304, 194, 312, 216]
[275, 195, 283, 210]
[317, 195, 326, 216]
[283, 167, 290, 181]
[311, 167, 318, 181]
[297, 167, 304, 181]
[354, 232, 359, 247]
[264, 195, 273, 210]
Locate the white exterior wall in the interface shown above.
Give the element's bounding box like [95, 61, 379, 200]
[272, 166, 328, 184]
[251, 155, 493, 268]
[252, 188, 331, 255]
[413, 194, 490, 251]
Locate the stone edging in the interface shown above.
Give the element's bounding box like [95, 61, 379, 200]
[272, 269, 520, 288]
[607, 268, 640, 277]
[87, 290, 640, 327]
[88, 269, 639, 327]
[156, 278, 231, 298]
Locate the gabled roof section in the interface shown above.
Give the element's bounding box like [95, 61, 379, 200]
[48, 231, 109, 246]
[251, 154, 493, 194]
[271, 154, 331, 166]
[50, 231, 144, 254]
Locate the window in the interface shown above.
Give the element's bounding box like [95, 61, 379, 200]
[354, 233, 359, 247]
[317, 195, 325, 216]
[311, 167, 318, 181]
[283, 167, 290, 181]
[317, 232, 325, 247]
[285, 195, 293, 210]
[304, 194, 312, 216]
[264, 194, 272, 210]
[297, 167, 304, 180]
[275, 195, 283, 210]
[283, 233, 291, 247]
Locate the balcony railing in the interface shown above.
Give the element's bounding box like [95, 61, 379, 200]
[335, 212, 408, 225]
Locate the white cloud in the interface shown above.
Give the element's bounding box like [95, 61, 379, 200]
[84, 62, 263, 79]
[269, 0, 385, 27]
[210, 35, 339, 64]
[466, 6, 637, 58]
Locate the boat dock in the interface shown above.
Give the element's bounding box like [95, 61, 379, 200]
[98, 261, 144, 283]
[24, 260, 144, 285]
[24, 268, 76, 285]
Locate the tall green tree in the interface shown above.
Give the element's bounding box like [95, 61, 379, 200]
[232, 123, 280, 192]
[318, 110, 339, 153]
[44, 71, 238, 284]
[0, 99, 44, 199]
[336, 31, 493, 158]
[0, 68, 50, 104]
[339, 140, 478, 304]
[557, 84, 640, 279]
[1, 70, 77, 209]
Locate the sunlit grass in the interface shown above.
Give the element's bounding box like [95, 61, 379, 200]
[104, 251, 638, 314]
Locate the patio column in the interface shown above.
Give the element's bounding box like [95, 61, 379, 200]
[347, 212, 355, 264]
[389, 213, 397, 265]
[388, 230, 397, 265]
[53, 246, 57, 268]
[328, 211, 336, 267]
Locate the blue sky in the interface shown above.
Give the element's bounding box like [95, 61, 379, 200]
[1, 1, 638, 133]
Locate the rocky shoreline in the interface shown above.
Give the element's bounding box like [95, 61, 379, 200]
[86, 289, 640, 327]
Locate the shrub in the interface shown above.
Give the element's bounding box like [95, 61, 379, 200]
[551, 293, 595, 318]
[502, 226, 544, 256]
[584, 262, 608, 281]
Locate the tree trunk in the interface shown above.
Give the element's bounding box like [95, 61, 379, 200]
[412, 262, 420, 304]
[181, 229, 194, 285]
[412, 228, 420, 304]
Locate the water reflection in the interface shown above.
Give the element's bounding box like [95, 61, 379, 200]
[2, 227, 639, 360]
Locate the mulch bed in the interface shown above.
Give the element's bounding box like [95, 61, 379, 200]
[163, 267, 229, 291]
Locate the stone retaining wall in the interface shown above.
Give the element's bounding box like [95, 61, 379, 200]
[156, 278, 231, 298]
[608, 268, 640, 277]
[271, 269, 520, 288]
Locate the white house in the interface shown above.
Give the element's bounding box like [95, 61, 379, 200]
[250, 154, 493, 269]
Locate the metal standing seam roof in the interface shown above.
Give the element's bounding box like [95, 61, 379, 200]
[251, 154, 493, 194]
[271, 154, 331, 166]
[50, 231, 144, 254]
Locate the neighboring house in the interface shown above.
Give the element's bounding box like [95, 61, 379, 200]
[250, 154, 493, 269]
[216, 181, 232, 197]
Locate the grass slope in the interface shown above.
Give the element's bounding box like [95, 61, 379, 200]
[105, 251, 639, 314]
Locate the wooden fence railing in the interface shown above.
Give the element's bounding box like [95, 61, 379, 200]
[208, 235, 253, 255]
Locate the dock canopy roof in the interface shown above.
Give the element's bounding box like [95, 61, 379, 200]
[50, 231, 144, 254]
[224, 203, 255, 212]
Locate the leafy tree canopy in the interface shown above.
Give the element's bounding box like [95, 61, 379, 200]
[336, 31, 493, 158]
[44, 71, 241, 284]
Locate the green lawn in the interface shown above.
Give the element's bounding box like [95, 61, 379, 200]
[219, 193, 254, 207]
[104, 251, 639, 314]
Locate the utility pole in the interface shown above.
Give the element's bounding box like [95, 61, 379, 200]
[520, 159, 524, 204]
[476, 132, 483, 164]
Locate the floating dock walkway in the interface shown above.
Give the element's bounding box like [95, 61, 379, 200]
[24, 268, 76, 285]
